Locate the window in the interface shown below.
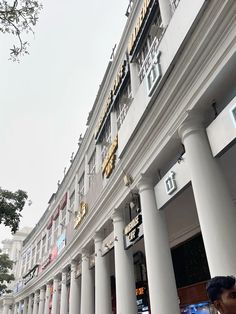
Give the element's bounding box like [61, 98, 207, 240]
[21, 254, 26, 275]
[47, 227, 52, 249]
[69, 190, 75, 207]
[25, 250, 31, 271]
[36, 240, 41, 262]
[136, 10, 162, 83]
[61, 205, 66, 230]
[100, 120, 111, 162]
[116, 79, 132, 130]
[78, 173, 85, 203]
[88, 151, 96, 187]
[54, 215, 59, 243]
[31, 247, 35, 267]
[41, 235, 46, 257]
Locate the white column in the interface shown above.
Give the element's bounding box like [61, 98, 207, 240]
[95, 144, 102, 173]
[94, 232, 112, 314]
[38, 287, 45, 314]
[13, 303, 18, 314]
[112, 210, 137, 314]
[43, 284, 51, 314]
[32, 292, 39, 314]
[8, 305, 13, 314]
[179, 116, 236, 276]
[129, 62, 140, 97]
[23, 299, 27, 314]
[138, 177, 179, 314]
[60, 271, 68, 314]
[18, 302, 21, 314]
[51, 278, 59, 314]
[158, 0, 172, 27]
[3, 301, 10, 314]
[80, 250, 94, 314]
[27, 295, 33, 314]
[69, 261, 81, 314]
[110, 111, 117, 140]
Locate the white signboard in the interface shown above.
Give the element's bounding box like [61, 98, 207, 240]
[154, 154, 190, 209]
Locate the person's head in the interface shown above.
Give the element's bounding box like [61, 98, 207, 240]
[206, 276, 236, 314]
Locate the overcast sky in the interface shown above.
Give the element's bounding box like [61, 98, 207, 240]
[0, 0, 129, 244]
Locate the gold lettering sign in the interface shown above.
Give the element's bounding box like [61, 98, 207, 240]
[128, 229, 138, 241]
[124, 214, 142, 235]
[136, 287, 145, 296]
[128, 0, 151, 55]
[102, 135, 118, 178]
[74, 202, 88, 229]
[95, 60, 127, 139]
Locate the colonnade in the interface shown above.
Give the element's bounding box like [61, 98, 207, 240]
[1, 114, 236, 314]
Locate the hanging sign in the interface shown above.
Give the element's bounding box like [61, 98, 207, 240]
[124, 214, 143, 249]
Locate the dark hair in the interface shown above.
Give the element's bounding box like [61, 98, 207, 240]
[206, 276, 236, 302]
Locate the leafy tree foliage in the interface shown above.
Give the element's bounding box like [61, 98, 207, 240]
[0, 0, 42, 61]
[0, 251, 14, 295]
[0, 188, 28, 233]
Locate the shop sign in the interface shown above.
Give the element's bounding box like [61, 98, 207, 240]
[51, 245, 58, 262]
[136, 287, 145, 296]
[74, 201, 88, 229]
[128, 0, 152, 55]
[57, 233, 66, 255]
[95, 60, 128, 140]
[165, 171, 177, 195]
[102, 135, 118, 178]
[124, 214, 143, 249]
[23, 264, 38, 285]
[42, 253, 51, 270]
[230, 105, 236, 127]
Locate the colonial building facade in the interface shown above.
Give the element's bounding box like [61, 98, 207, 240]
[1, 0, 236, 313]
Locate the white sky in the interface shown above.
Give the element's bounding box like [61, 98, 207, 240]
[0, 0, 129, 244]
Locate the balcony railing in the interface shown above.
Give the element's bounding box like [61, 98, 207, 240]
[138, 36, 162, 96]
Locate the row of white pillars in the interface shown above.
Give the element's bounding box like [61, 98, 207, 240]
[6, 114, 236, 314]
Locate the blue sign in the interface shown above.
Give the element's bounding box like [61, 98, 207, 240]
[57, 234, 66, 255]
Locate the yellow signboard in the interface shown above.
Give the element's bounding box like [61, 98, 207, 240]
[74, 201, 88, 229]
[128, 0, 151, 54]
[102, 135, 118, 178]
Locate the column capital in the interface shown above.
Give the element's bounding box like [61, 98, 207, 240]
[61, 271, 67, 284]
[94, 231, 103, 244]
[137, 175, 153, 193]
[71, 260, 79, 273]
[178, 113, 204, 143]
[53, 276, 60, 283]
[39, 286, 46, 292]
[3, 298, 13, 306]
[111, 209, 123, 223]
[61, 268, 68, 275]
[81, 248, 90, 260]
